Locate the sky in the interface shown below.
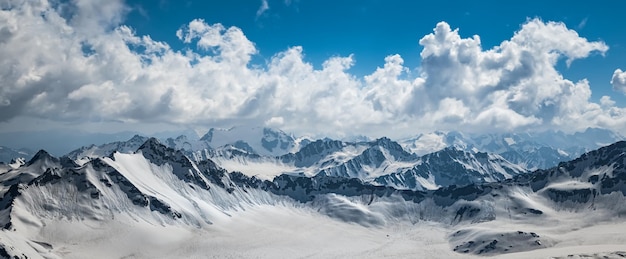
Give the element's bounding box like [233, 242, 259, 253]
[1, 0, 626, 142]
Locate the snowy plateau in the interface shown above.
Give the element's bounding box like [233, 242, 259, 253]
[1, 127, 626, 258]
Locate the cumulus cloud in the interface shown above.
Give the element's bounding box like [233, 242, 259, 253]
[0, 0, 624, 138]
[600, 96, 615, 107]
[415, 20, 610, 132]
[265, 116, 284, 127]
[612, 69, 626, 94]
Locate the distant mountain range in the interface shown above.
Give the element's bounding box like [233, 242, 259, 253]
[0, 146, 33, 165]
[400, 128, 624, 170]
[25, 126, 617, 190]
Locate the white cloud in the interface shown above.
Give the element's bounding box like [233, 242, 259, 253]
[256, 0, 269, 18]
[600, 96, 615, 107]
[177, 19, 257, 65]
[611, 69, 626, 94]
[0, 1, 624, 138]
[415, 19, 610, 133]
[265, 116, 284, 127]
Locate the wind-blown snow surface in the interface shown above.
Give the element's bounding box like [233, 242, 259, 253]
[3, 139, 626, 258]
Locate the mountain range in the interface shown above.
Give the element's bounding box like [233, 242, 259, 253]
[1, 127, 626, 258]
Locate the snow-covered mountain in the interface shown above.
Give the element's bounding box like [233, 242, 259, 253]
[198, 126, 299, 156]
[514, 140, 626, 196]
[188, 136, 527, 190]
[66, 135, 149, 164]
[60, 127, 624, 193]
[63, 133, 530, 191]
[313, 137, 418, 179]
[3, 138, 626, 257]
[0, 146, 33, 164]
[375, 147, 526, 190]
[400, 128, 624, 170]
[277, 137, 416, 177]
[65, 126, 301, 162]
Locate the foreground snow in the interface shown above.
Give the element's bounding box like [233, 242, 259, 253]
[3, 203, 626, 259]
[16, 206, 455, 259]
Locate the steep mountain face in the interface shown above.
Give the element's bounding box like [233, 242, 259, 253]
[0, 139, 258, 235]
[0, 146, 33, 164]
[304, 137, 418, 179]
[0, 150, 62, 230]
[514, 140, 626, 197]
[281, 138, 357, 167]
[374, 147, 527, 191]
[136, 138, 214, 191]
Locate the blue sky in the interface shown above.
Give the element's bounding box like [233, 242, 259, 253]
[1, 0, 626, 141]
[123, 0, 625, 103]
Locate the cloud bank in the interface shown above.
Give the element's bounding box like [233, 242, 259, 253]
[1, 0, 625, 138]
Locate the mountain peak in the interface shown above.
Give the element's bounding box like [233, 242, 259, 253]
[199, 128, 215, 142]
[136, 137, 193, 168]
[373, 136, 392, 143]
[372, 137, 401, 149]
[128, 134, 149, 143]
[26, 149, 58, 166]
[137, 137, 165, 153]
